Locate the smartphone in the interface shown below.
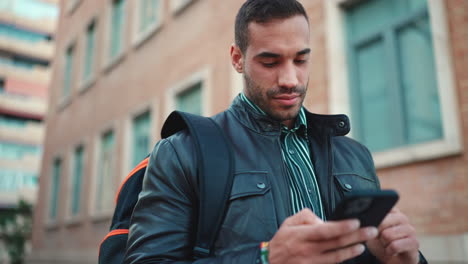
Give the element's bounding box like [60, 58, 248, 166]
[329, 189, 399, 227]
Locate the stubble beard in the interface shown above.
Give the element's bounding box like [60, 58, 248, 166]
[243, 73, 307, 123]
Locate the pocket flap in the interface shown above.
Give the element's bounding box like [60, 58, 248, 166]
[230, 172, 270, 200]
[334, 173, 376, 192]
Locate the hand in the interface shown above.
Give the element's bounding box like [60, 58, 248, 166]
[367, 208, 420, 264]
[268, 209, 378, 264]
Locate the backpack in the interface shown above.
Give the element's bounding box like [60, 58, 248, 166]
[98, 111, 235, 263]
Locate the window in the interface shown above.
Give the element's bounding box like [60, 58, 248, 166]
[5, 0, 58, 20]
[344, 0, 442, 152]
[0, 141, 41, 160]
[70, 145, 84, 216]
[83, 20, 96, 82]
[0, 170, 37, 192]
[176, 82, 202, 115]
[49, 158, 61, 220]
[63, 44, 75, 99]
[109, 0, 125, 60]
[95, 130, 115, 213]
[131, 111, 151, 167]
[138, 0, 160, 34]
[0, 24, 51, 43]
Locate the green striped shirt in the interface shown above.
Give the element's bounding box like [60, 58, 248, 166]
[239, 93, 325, 219]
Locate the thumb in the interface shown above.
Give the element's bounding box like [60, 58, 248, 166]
[283, 208, 323, 226]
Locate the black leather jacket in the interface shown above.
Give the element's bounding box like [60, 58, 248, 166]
[125, 96, 383, 263]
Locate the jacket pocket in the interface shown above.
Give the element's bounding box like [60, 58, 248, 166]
[215, 171, 277, 255]
[334, 173, 378, 195]
[230, 171, 271, 200]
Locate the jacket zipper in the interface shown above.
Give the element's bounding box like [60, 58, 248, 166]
[327, 132, 335, 218]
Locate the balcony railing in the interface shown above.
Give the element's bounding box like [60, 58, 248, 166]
[0, 63, 51, 85]
[0, 11, 56, 35]
[0, 121, 44, 145]
[0, 35, 54, 61]
[0, 91, 47, 118]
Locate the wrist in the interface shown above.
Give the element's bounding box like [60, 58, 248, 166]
[259, 241, 270, 264]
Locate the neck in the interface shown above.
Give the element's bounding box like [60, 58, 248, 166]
[282, 119, 295, 129]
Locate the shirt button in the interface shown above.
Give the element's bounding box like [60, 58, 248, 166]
[308, 188, 313, 194]
[288, 149, 295, 155]
[257, 183, 266, 189]
[344, 183, 352, 190]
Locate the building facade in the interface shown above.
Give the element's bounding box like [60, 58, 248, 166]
[0, 0, 58, 262]
[29, 0, 468, 263]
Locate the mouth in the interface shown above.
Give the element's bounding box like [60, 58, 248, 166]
[272, 94, 300, 106]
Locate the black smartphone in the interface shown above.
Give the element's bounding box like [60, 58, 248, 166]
[329, 189, 399, 227]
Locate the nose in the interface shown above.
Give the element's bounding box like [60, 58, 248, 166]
[278, 62, 298, 89]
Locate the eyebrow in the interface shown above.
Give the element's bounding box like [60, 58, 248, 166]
[254, 48, 311, 59]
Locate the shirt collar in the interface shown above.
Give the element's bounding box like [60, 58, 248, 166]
[239, 93, 308, 136]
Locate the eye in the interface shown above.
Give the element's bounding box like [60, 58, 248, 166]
[294, 59, 307, 65]
[261, 62, 278, 68]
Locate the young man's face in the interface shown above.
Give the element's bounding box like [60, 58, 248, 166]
[231, 15, 311, 128]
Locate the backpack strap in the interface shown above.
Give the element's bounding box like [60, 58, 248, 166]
[161, 111, 234, 259]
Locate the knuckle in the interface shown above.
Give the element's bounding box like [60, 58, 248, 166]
[380, 228, 392, 241]
[387, 240, 400, 254]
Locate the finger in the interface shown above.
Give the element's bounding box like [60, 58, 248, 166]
[385, 236, 420, 256]
[321, 243, 366, 263]
[282, 208, 323, 226]
[378, 208, 409, 231]
[318, 226, 378, 252]
[297, 219, 360, 241]
[379, 224, 416, 247]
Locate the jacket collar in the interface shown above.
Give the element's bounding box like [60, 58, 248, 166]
[228, 94, 350, 137]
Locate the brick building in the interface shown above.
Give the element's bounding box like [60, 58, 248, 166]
[29, 0, 468, 263]
[0, 0, 58, 262]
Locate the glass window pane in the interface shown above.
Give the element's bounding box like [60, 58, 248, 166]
[110, 0, 124, 59]
[71, 146, 84, 216]
[64, 45, 74, 98]
[83, 21, 96, 81]
[96, 130, 115, 212]
[176, 82, 202, 115]
[345, 0, 440, 152]
[355, 40, 395, 151]
[139, 0, 159, 33]
[50, 158, 61, 219]
[397, 15, 442, 144]
[132, 111, 151, 167]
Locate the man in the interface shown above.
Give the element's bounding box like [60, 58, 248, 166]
[125, 0, 423, 263]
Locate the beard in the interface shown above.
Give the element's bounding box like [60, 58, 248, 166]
[243, 73, 307, 123]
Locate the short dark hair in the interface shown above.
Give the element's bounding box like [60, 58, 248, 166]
[235, 0, 309, 54]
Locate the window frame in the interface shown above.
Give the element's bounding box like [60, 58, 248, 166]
[122, 99, 159, 181]
[90, 125, 117, 220]
[46, 156, 63, 226]
[65, 144, 86, 224]
[103, 0, 128, 72]
[325, 0, 462, 168]
[130, 110, 152, 168]
[165, 67, 212, 118]
[132, 0, 165, 47]
[170, 0, 194, 15]
[80, 18, 98, 91]
[60, 41, 76, 108]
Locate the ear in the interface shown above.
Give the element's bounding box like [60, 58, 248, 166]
[230, 44, 243, 73]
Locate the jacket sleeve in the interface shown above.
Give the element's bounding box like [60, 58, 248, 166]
[124, 135, 261, 264]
